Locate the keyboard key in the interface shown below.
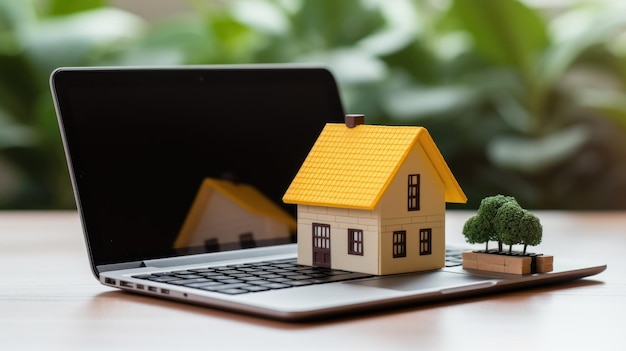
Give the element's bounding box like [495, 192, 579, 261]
[172, 270, 196, 275]
[267, 278, 292, 283]
[272, 264, 297, 268]
[219, 279, 244, 284]
[185, 281, 224, 288]
[200, 283, 250, 291]
[228, 273, 252, 278]
[189, 268, 215, 273]
[213, 283, 252, 290]
[168, 278, 211, 285]
[239, 276, 264, 282]
[174, 274, 204, 279]
[211, 275, 233, 280]
[255, 274, 283, 279]
[148, 276, 179, 282]
[247, 280, 275, 286]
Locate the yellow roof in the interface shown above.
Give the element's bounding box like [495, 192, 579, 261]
[282, 123, 467, 210]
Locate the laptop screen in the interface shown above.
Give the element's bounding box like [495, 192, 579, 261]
[51, 66, 344, 267]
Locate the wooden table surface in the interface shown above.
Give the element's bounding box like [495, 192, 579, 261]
[0, 211, 623, 350]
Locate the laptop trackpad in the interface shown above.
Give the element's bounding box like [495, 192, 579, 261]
[347, 271, 498, 292]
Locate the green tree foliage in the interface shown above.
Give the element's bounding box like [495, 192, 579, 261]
[518, 211, 542, 254]
[463, 194, 516, 251]
[494, 201, 527, 253]
[462, 216, 490, 251]
[463, 195, 542, 254]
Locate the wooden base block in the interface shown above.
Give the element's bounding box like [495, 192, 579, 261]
[536, 263, 553, 273]
[477, 262, 506, 273]
[504, 265, 531, 275]
[505, 255, 532, 267]
[536, 255, 554, 265]
[462, 251, 554, 275]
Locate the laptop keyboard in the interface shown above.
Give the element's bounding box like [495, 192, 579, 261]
[133, 250, 464, 295]
[445, 248, 464, 267]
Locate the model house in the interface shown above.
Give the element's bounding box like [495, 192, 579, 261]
[175, 178, 296, 251]
[282, 115, 467, 275]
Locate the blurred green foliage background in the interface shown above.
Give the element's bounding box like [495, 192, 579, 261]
[1, 0, 626, 210]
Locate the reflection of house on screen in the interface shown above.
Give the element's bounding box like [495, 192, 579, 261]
[174, 178, 297, 252]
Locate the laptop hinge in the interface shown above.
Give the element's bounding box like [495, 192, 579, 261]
[142, 244, 297, 269]
[97, 260, 145, 274]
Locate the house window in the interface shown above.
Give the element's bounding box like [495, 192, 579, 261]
[393, 230, 406, 258]
[408, 174, 420, 211]
[419, 228, 432, 255]
[348, 229, 363, 255]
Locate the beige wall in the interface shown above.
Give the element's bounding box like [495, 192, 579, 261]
[296, 204, 381, 275]
[378, 144, 447, 274]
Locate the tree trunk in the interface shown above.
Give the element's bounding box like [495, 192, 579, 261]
[523, 244, 528, 255]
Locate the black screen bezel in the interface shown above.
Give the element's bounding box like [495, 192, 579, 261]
[50, 66, 345, 273]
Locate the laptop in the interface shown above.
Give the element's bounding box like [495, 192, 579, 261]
[50, 65, 606, 321]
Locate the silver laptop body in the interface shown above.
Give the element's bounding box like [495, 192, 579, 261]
[50, 65, 606, 321]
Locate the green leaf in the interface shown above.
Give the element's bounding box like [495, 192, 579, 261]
[45, 0, 106, 16]
[0, 108, 36, 148]
[576, 89, 626, 130]
[20, 8, 144, 75]
[292, 0, 386, 49]
[487, 124, 590, 175]
[450, 0, 549, 71]
[123, 16, 210, 65]
[383, 85, 477, 120]
[540, 10, 626, 87]
[0, 0, 37, 31]
[492, 91, 535, 134]
[231, 0, 289, 35]
[298, 47, 388, 84]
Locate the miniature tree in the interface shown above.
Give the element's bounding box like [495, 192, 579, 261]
[494, 201, 543, 254]
[462, 216, 491, 251]
[518, 211, 542, 254]
[462, 195, 517, 251]
[494, 201, 526, 254]
[464, 195, 543, 255]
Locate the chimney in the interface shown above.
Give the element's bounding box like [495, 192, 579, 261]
[344, 114, 365, 128]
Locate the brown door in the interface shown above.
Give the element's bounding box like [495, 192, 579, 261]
[312, 223, 331, 268]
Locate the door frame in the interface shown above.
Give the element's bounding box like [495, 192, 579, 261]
[312, 223, 331, 268]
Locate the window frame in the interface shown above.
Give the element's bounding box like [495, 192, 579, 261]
[347, 229, 364, 256]
[419, 228, 432, 255]
[408, 174, 420, 211]
[393, 230, 407, 258]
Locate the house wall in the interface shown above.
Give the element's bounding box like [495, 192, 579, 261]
[378, 143, 447, 275]
[296, 205, 381, 275]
